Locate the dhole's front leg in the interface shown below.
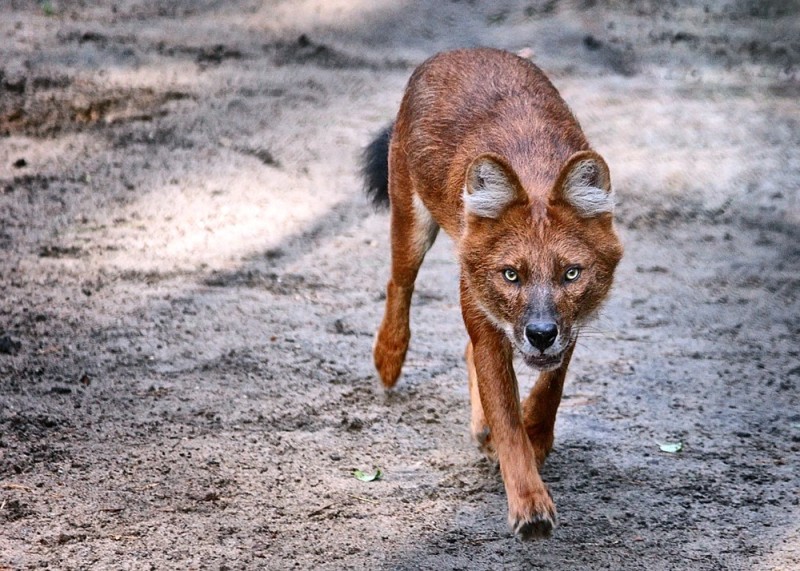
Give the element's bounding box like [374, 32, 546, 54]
[521, 342, 574, 468]
[373, 163, 439, 388]
[463, 302, 557, 539]
[469, 341, 574, 468]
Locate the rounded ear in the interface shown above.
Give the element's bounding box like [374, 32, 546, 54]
[554, 150, 614, 217]
[463, 154, 524, 219]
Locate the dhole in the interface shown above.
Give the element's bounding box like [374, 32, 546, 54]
[362, 48, 623, 539]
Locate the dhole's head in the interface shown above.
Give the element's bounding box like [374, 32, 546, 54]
[460, 151, 623, 371]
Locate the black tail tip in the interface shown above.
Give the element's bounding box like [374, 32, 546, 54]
[361, 123, 393, 210]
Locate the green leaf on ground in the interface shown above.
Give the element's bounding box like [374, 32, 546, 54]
[659, 442, 683, 454]
[353, 468, 383, 482]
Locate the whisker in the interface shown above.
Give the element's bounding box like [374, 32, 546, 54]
[575, 324, 658, 344]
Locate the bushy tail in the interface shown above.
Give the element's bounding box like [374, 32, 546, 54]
[361, 123, 393, 209]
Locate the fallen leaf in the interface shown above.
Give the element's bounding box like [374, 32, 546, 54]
[659, 442, 683, 454]
[353, 468, 383, 482]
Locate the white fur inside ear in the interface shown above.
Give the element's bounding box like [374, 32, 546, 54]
[463, 160, 516, 219]
[563, 159, 614, 217]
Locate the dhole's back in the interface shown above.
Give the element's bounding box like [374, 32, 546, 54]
[393, 48, 590, 236]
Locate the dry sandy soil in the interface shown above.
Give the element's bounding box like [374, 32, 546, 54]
[1, 1, 799, 569]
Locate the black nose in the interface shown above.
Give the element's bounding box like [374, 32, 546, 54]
[525, 322, 558, 351]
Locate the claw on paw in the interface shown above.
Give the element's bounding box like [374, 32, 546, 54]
[514, 513, 555, 540]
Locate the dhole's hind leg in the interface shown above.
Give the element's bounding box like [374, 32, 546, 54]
[373, 179, 439, 389]
[466, 340, 497, 461]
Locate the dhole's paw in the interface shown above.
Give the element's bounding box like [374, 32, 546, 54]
[508, 486, 557, 541]
[472, 425, 498, 462]
[513, 512, 556, 540]
[531, 446, 551, 470]
[373, 327, 409, 389]
[526, 431, 555, 469]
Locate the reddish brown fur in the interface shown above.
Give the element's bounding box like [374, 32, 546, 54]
[371, 48, 623, 540]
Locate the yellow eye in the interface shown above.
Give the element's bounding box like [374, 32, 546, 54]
[564, 267, 581, 282]
[503, 269, 519, 283]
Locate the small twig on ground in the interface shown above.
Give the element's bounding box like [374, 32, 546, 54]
[347, 494, 379, 505]
[131, 483, 159, 492]
[1, 483, 33, 492]
[307, 503, 334, 517]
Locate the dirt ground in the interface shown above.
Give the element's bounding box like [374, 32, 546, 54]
[0, 1, 798, 569]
